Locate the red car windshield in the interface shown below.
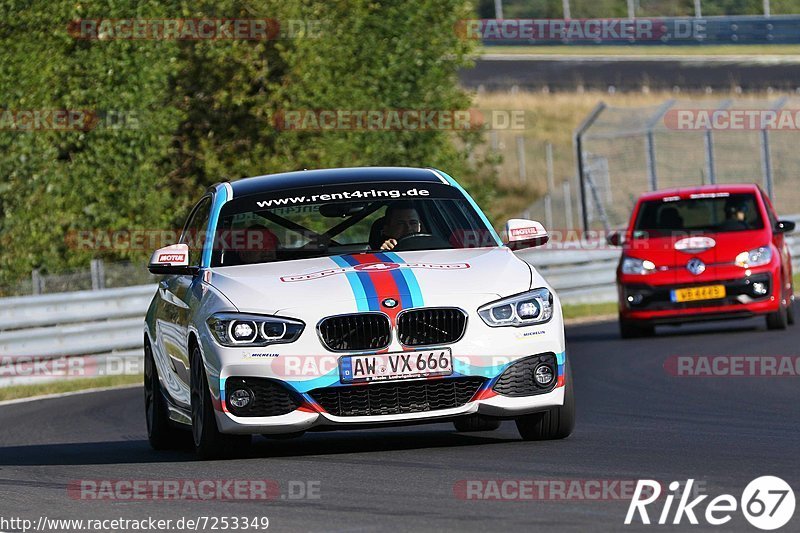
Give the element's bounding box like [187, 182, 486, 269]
[633, 193, 764, 236]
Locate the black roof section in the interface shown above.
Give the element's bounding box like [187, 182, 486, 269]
[228, 167, 445, 198]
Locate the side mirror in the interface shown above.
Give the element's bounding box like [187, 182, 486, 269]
[504, 219, 549, 250]
[607, 231, 624, 246]
[148, 243, 198, 275]
[775, 220, 796, 234]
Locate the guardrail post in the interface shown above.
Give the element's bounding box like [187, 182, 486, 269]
[90, 259, 106, 290]
[31, 269, 43, 295]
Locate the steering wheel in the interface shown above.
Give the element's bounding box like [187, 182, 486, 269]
[396, 232, 433, 244]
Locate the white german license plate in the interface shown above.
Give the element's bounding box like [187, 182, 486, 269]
[340, 349, 453, 383]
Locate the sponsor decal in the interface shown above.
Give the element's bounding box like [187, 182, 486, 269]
[510, 226, 540, 238]
[157, 253, 186, 263]
[280, 261, 469, 282]
[675, 236, 716, 253]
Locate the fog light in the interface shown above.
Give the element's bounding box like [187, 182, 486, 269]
[627, 294, 644, 305]
[534, 365, 554, 386]
[229, 388, 253, 409]
[752, 282, 767, 296]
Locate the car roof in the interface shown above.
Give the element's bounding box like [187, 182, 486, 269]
[637, 183, 761, 202]
[227, 166, 446, 198]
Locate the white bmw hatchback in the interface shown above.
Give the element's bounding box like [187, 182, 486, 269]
[144, 167, 574, 458]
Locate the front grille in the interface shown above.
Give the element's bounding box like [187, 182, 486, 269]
[309, 377, 486, 417]
[225, 377, 301, 417]
[318, 313, 391, 351]
[492, 354, 558, 397]
[397, 307, 467, 346]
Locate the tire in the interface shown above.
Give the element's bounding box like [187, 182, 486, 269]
[515, 360, 575, 441]
[190, 346, 251, 459]
[787, 301, 795, 326]
[766, 301, 788, 330]
[453, 416, 501, 432]
[144, 341, 189, 450]
[619, 317, 655, 339]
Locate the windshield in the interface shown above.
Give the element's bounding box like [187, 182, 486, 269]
[633, 193, 764, 237]
[211, 181, 499, 266]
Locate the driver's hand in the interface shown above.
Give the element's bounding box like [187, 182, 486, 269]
[380, 238, 397, 250]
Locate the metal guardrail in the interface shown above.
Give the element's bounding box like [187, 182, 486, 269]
[0, 234, 797, 386]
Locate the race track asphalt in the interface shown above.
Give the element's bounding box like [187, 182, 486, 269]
[1, 309, 798, 532]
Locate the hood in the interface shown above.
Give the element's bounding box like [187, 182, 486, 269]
[626, 229, 767, 268]
[207, 247, 532, 315]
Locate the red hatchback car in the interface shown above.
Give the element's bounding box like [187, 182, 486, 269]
[611, 184, 796, 338]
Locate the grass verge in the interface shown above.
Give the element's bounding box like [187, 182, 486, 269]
[561, 301, 617, 320]
[0, 374, 141, 402]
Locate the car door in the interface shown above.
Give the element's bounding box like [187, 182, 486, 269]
[156, 195, 212, 395]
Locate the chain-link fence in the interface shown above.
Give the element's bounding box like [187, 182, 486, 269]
[554, 97, 800, 230]
[5, 260, 158, 297]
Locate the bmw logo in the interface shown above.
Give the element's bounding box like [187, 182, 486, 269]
[686, 258, 706, 275]
[382, 298, 398, 308]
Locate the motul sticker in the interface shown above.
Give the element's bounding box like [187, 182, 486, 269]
[510, 227, 539, 237]
[157, 253, 186, 263]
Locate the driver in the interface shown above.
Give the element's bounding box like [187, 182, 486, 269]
[380, 201, 422, 251]
[720, 198, 750, 230]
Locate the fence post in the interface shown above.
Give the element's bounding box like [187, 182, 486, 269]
[644, 99, 676, 192]
[516, 135, 527, 183]
[761, 97, 787, 200]
[545, 142, 555, 229]
[90, 259, 106, 290]
[704, 100, 731, 185]
[574, 102, 607, 231]
[31, 269, 43, 295]
[563, 180, 574, 231]
[694, 0, 702, 17]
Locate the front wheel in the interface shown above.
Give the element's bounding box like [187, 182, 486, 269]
[515, 360, 575, 441]
[787, 300, 795, 326]
[190, 346, 251, 459]
[453, 416, 501, 432]
[766, 301, 788, 330]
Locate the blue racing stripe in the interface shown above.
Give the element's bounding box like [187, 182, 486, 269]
[330, 255, 370, 312]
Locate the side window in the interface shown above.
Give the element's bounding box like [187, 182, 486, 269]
[180, 196, 212, 267]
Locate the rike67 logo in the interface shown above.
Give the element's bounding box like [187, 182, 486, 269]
[625, 477, 795, 530]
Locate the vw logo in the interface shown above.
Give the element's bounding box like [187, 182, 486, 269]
[382, 298, 398, 308]
[686, 258, 706, 275]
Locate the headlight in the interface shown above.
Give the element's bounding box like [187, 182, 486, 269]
[207, 313, 304, 347]
[478, 288, 553, 327]
[621, 256, 656, 275]
[735, 247, 772, 268]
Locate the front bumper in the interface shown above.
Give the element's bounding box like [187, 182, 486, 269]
[618, 272, 779, 324]
[216, 380, 566, 435]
